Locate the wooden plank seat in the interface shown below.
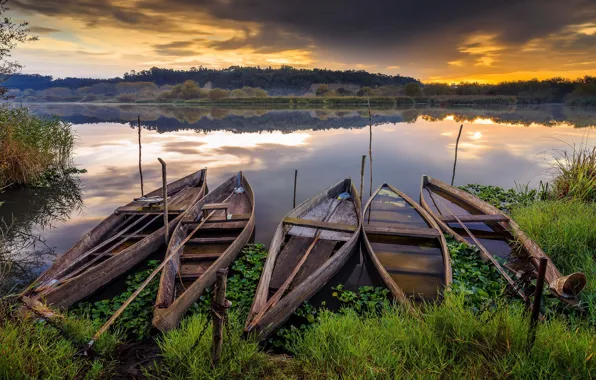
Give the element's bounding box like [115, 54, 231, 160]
[364, 225, 441, 239]
[282, 217, 357, 233]
[438, 214, 508, 224]
[201, 202, 231, 211]
[186, 237, 236, 245]
[182, 214, 250, 225]
[182, 253, 222, 261]
[179, 263, 207, 279]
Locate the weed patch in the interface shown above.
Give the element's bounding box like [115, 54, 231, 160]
[70, 260, 161, 341]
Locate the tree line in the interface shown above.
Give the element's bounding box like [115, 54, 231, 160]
[3, 66, 419, 95]
[4, 68, 596, 104]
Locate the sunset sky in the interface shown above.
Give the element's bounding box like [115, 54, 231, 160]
[9, 0, 596, 83]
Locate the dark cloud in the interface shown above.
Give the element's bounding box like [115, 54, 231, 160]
[13, 0, 596, 69]
[29, 26, 60, 34]
[209, 25, 312, 53]
[152, 39, 207, 56]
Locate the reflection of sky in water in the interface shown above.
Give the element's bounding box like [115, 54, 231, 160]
[2, 106, 594, 257]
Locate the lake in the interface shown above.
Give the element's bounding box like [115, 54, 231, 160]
[1, 103, 594, 295]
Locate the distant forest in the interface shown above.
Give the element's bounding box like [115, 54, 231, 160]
[3, 66, 418, 95]
[2, 66, 596, 105]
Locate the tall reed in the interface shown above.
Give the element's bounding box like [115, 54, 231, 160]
[0, 105, 75, 186]
[549, 139, 596, 202]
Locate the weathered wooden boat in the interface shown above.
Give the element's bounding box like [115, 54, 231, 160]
[152, 172, 255, 332]
[420, 175, 586, 304]
[362, 183, 451, 311]
[21, 168, 207, 309]
[245, 178, 361, 340]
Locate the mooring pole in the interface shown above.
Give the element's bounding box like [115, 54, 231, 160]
[293, 169, 298, 208]
[529, 257, 548, 349]
[158, 158, 168, 244]
[367, 98, 373, 197]
[360, 155, 366, 200]
[138, 116, 144, 197]
[212, 268, 229, 367]
[451, 124, 463, 186]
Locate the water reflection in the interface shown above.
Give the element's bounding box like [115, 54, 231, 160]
[25, 103, 596, 130]
[0, 176, 83, 294]
[1, 104, 594, 294]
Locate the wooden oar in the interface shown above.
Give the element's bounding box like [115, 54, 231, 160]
[82, 208, 219, 354]
[427, 190, 528, 302]
[247, 197, 344, 330]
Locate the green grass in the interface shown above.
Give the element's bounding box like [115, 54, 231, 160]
[0, 106, 76, 187]
[153, 311, 270, 380]
[512, 200, 596, 322]
[0, 302, 119, 379]
[285, 295, 595, 379]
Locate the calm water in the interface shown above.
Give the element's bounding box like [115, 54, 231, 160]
[1, 103, 594, 293]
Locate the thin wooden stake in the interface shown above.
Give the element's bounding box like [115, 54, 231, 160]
[367, 98, 373, 197]
[529, 257, 548, 348]
[138, 116, 144, 197]
[293, 169, 298, 208]
[451, 124, 463, 186]
[158, 158, 169, 244]
[211, 268, 228, 367]
[359, 155, 366, 199]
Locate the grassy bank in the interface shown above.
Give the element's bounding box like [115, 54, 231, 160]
[153, 294, 594, 379]
[0, 301, 120, 379]
[0, 106, 77, 187]
[512, 200, 596, 322]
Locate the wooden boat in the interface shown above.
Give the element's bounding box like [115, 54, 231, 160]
[152, 172, 255, 332]
[420, 175, 586, 305]
[21, 168, 207, 309]
[245, 178, 361, 340]
[362, 183, 451, 311]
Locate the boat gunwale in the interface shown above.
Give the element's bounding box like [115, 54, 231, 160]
[420, 175, 586, 304]
[152, 172, 255, 332]
[245, 178, 361, 340]
[361, 183, 451, 312]
[22, 168, 208, 308]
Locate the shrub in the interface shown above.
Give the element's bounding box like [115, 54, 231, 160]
[81, 93, 98, 102]
[207, 88, 230, 101]
[357, 87, 375, 96]
[0, 106, 75, 186]
[404, 82, 422, 96]
[115, 93, 136, 102]
[230, 88, 248, 98]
